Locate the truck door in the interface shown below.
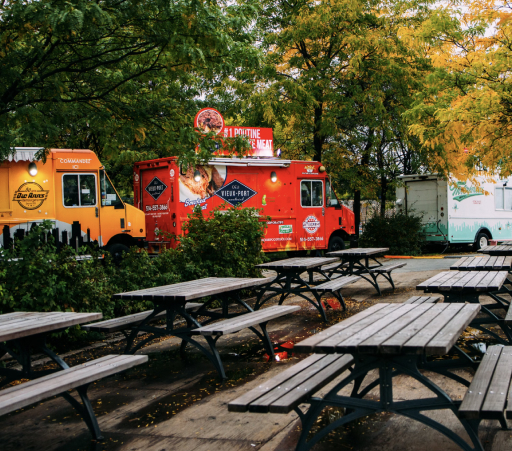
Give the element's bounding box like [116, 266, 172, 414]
[98, 170, 128, 248]
[298, 179, 326, 250]
[60, 172, 101, 245]
[139, 165, 172, 244]
[406, 180, 439, 238]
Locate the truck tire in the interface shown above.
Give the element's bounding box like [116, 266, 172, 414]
[106, 243, 130, 262]
[328, 236, 345, 252]
[474, 233, 490, 250]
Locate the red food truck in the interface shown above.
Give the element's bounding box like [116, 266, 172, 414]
[133, 156, 355, 254]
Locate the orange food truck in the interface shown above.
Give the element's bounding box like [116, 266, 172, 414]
[0, 147, 146, 253]
[134, 108, 355, 254]
[134, 157, 356, 253]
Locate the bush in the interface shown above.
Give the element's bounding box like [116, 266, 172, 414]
[177, 204, 269, 279]
[0, 205, 269, 322]
[359, 210, 424, 256]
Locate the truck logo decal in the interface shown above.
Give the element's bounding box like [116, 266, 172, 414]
[145, 177, 168, 201]
[449, 181, 484, 202]
[303, 215, 321, 234]
[215, 179, 256, 206]
[279, 225, 293, 234]
[13, 182, 49, 210]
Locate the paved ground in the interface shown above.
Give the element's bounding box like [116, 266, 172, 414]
[0, 257, 510, 451]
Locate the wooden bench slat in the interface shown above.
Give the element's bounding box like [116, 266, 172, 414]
[196, 305, 300, 336]
[404, 296, 442, 304]
[313, 276, 360, 292]
[268, 354, 354, 414]
[228, 354, 326, 412]
[369, 262, 406, 273]
[0, 354, 147, 416]
[228, 353, 354, 414]
[460, 346, 503, 419]
[481, 347, 512, 418]
[82, 303, 202, 333]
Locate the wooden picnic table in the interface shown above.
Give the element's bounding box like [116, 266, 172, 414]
[417, 270, 512, 344]
[290, 302, 482, 451]
[112, 277, 277, 378]
[254, 257, 340, 320]
[0, 311, 102, 386]
[478, 245, 512, 256]
[451, 255, 512, 271]
[326, 247, 405, 295]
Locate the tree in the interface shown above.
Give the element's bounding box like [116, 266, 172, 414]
[406, 0, 512, 179]
[228, 0, 434, 229]
[0, 0, 259, 166]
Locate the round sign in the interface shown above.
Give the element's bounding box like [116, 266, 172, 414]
[303, 215, 321, 234]
[170, 169, 175, 177]
[13, 182, 49, 210]
[194, 108, 224, 135]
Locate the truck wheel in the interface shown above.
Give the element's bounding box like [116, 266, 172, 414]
[106, 243, 130, 262]
[474, 233, 490, 250]
[328, 236, 345, 252]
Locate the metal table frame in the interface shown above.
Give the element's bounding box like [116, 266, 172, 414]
[115, 278, 272, 379]
[255, 258, 338, 321]
[326, 248, 389, 295]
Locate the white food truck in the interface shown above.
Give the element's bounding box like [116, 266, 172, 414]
[396, 173, 512, 249]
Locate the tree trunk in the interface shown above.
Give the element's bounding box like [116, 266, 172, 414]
[354, 189, 361, 242]
[313, 104, 323, 162]
[380, 176, 387, 217]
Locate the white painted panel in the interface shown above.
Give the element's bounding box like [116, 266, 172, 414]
[406, 181, 438, 223]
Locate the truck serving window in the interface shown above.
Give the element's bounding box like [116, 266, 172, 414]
[100, 170, 123, 208]
[495, 186, 512, 210]
[301, 180, 323, 207]
[63, 174, 97, 207]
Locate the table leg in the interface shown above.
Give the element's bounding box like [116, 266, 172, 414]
[294, 354, 484, 451]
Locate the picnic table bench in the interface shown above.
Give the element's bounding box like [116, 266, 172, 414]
[85, 277, 299, 379]
[0, 312, 148, 441]
[451, 255, 512, 271]
[418, 270, 512, 345]
[325, 248, 405, 295]
[230, 302, 486, 451]
[479, 245, 512, 256]
[255, 258, 360, 321]
[0, 354, 147, 440]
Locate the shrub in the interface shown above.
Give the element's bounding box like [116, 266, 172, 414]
[359, 210, 424, 256]
[177, 204, 269, 279]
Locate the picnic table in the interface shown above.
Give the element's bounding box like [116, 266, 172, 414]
[478, 245, 512, 256]
[326, 247, 405, 295]
[254, 257, 360, 320]
[231, 302, 483, 451]
[451, 255, 512, 271]
[0, 311, 102, 386]
[95, 277, 298, 379]
[417, 270, 512, 344]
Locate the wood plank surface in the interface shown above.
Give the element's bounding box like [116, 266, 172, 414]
[481, 347, 512, 418]
[0, 354, 147, 416]
[460, 346, 502, 419]
[293, 304, 388, 353]
[0, 312, 102, 342]
[326, 247, 388, 257]
[256, 257, 339, 270]
[314, 275, 360, 292]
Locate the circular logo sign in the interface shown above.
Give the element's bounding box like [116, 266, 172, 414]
[12, 182, 49, 210]
[303, 215, 321, 234]
[170, 169, 175, 177]
[194, 108, 224, 135]
[134, 173, 139, 182]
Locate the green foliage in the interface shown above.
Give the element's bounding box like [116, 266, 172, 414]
[177, 204, 269, 279]
[359, 210, 424, 256]
[0, 207, 268, 326]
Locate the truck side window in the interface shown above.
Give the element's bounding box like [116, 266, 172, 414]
[495, 186, 512, 210]
[325, 179, 339, 207]
[100, 170, 123, 208]
[63, 174, 97, 207]
[301, 180, 323, 207]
